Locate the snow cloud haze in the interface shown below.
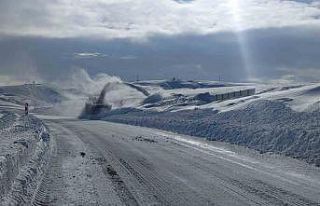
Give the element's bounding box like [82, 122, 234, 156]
[52, 69, 121, 115]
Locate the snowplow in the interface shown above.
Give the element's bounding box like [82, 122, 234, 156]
[80, 84, 112, 118]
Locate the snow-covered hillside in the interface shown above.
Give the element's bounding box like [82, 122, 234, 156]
[83, 79, 318, 114]
[0, 84, 65, 107]
[81, 80, 320, 167]
[130, 80, 319, 113]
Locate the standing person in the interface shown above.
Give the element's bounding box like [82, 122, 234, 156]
[25, 103, 29, 115]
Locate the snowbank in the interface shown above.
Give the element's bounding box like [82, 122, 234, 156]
[96, 99, 320, 167]
[0, 112, 51, 205]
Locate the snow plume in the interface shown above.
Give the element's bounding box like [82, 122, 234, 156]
[65, 68, 122, 95]
[55, 68, 146, 116]
[53, 69, 122, 117]
[100, 82, 146, 109]
[64, 69, 146, 108]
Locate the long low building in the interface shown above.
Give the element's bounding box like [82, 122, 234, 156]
[192, 88, 256, 104]
[213, 88, 256, 101]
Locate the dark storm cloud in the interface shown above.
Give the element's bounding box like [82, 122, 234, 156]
[0, 0, 319, 82]
[0, 25, 319, 82]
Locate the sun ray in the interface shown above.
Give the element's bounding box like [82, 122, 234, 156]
[228, 0, 254, 81]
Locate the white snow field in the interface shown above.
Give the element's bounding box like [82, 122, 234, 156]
[0, 81, 320, 205]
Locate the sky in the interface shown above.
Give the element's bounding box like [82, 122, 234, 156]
[0, 0, 320, 83]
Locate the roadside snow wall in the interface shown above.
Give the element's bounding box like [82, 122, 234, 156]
[97, 100, 320, 167]
[0, 113, 51, 205]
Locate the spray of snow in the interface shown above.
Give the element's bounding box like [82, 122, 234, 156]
[62, 68, 122, 95]
[101, 83, 146, 109]
[53, 69, 122, 117]
[54, 69, 145, 116]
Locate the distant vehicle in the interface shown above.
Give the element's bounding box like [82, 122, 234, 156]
[83, 98, 112, 116]
[81, 84, 112, 117]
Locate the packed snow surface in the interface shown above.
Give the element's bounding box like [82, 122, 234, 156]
[0, 80, 320, 205]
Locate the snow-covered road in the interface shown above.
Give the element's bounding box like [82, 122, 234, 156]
[33, 117, 320, 206]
